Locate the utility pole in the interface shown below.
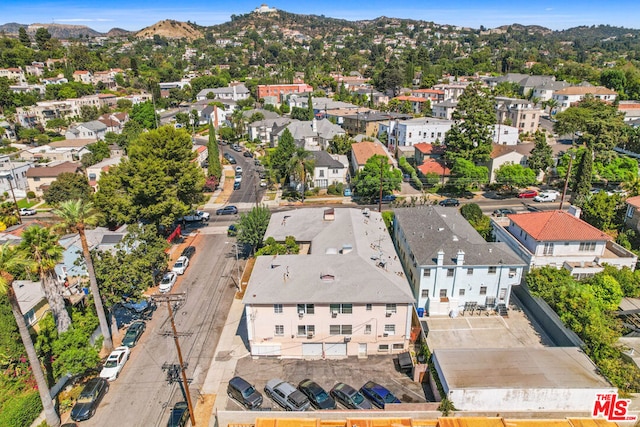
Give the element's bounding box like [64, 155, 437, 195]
[5, 174, 21, 224]
[559, 152, 575, 211]
[151, 293, 196, 426]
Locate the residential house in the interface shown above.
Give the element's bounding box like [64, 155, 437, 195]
[491, 124, 520, 145]
[192, 145, 208, 167]
[486, 144, 529, 183]
[532, 80, 570, 105]
[493, 209, 637, 278]
[65, 121, 107, 140]
[340, 111, 411, 137]
[0, 120, 16, 141]
[243, 208, 415, 358]
[495, 97, 542, 133]
[41, 76, 68, 85]
[618, 101, 640, 123]
[410, 88, 445, 103]
[25, 161, 83, 196]
[392, 95, 431, 114]
[196, 83, 250, 102]
[257, 83, 313, 104]
[416, 159, 450, 183]
[248, 117, 294, 145]
[98, 112, 129, 134]
[431, 99, 458, 120]
[12, 281, 49, 332]
[413, 142, 445, 165]
[20, 139, 93, 163]
[0, 156, 32, 197]
[351, 88, 389, 106]
[0, 67, 26, 84]
[350, 140, 394, 173]
[390, 117, 454, 147]
[624, 196, 640, 233]
[85, 156, 123, 191]
[25, 62, 45, 77]
[552, 86, 618, 113]
[288, 96, 360, 118]
[72, 70, 93, 84]
[393, 206, 526, 316]
[273, 119, 345, 151]
[432, 82, 470, 101]
[310, 150, 348, 189]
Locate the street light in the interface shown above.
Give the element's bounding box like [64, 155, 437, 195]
[2, 173, 21, 224]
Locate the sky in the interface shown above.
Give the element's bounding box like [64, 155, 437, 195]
[3, 0, 640, 33]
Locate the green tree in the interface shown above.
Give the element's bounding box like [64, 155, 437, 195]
[353, 155, 402, 201]
[270, 128, 296, 182]
[444, 82, 495, 164]
[584, 274, 624, 312]
[600, 69, 627, 95]
[450, 158, 489, 191]
[52, 200, 113, 352]
[494, 163, 537, 191]
[306, 93, 314, 121]
[287, 147, 314, 201]
[81, 140, 111, 167]
[34, 28, 52, 50]
[572, 149, 594, 204]
[19, 226, 71, 334]
[207, 123, 222, 180]
[255, 236, 299, 256]
[18, 27, 31, 48]
[460, 203, 492, 240]
[43, 172, 93, 206]
[129, 101, 157, 130]
[579, 191, 625, 232]
[0, 243, 61, 427]
[50, 310, 100, 378]
[45, 117, 67, 134]
[79, 105, 99, 122]
[236, 205, 271, 254]
[328, 134, 354, 155]
[527, 132, 553, 176]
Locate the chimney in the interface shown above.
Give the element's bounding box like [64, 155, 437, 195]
[312, 118, 317, 132]
[437, 250, 445, 266]
[456, 250, 465, 266]
[567, 205, 581, 218]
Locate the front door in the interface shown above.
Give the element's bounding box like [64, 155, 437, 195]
[358, 343, 367, 357]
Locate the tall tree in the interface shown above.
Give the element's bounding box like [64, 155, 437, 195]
[270, 128, 296, 182]
[527, 132, 553, 176]
[18, 27, 31, 47]
[52, 200, 113, 352]
[0, 244, 61, 427]
[287, 147, 314, 201]
[237, 205, 271, 255]
[450, 158, 489, 191]
[306, 92, 314, 121]
[353, 154, 402, 201]
[34, 28, 52, 50]
[444, 82, 495, 164]
[207, 123, 222, 180]
[43, 172, 93, 206]
[572, 149, 594, 204]
[19, 226, 70, 333]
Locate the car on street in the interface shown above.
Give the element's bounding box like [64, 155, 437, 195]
[517, 189, 538, 199]
[298, 379, 336, 410]
[70, 377, 109, 421]
[330, 382, 373, 410]
[243, 150, 253, 157]
[359, 381, 401, 409]
[181, 246, 196, 260]
[231, 144, 242, 152]
[167, 401, 189, 427]
[234, 174, 242, 183]
[264, 378, 311, 411]
[373, 194, 396, 204]
[260, 179, 268, 188]
[172, 256, 190, 275]
[439, 198, 460, 207]
[492, 208, 517, 217]
[178, 210, 209, 222]
[216, 205, 238, 215]
[121, 320, 146, 348]
[233, 181, 241, 190]
[533, 191, 558, 202]
[99, 346, 131, 381]
[235, 166, 243, 174]
[227, 376, 263, 409]
[224, 153, 237, 164]
[343, 188, 352, 197]
[159, 272, 178, 293]
[254, 159, 261, 166]
[19, 207, 37, 216]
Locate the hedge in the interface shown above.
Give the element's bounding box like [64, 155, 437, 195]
[0, 390, 43, 427]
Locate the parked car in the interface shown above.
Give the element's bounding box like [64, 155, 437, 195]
[373, 194, 396, 204]
[167, 401, 189, 427]
[224, 153, 237, 164]
[235, 166, 243, 174]
[99, 346, 130, 381]
[233, 181, 241, 190]
[70, 378, 109, 421]
[178, 210, 210, 222]
[243, 151, 253, 158]
[533, 191, 558, 202]
[121, 320, 146, 348]
[172, 256, 190, 275]
[159, 272, 178, 293]
[254, 159, 261, 166]
[343, 188, 352, 197]
[227, 376, 263, 409]
[216, 206, 238, 215]
[234, 174, 242, 183]
[330, 382, 373, 410]
[298, 379, 336, 410]
[492, 208, 517, 217]
[227, 224, 238, 236]
[181, 246, 196, 260]
[121, 296, 152, 314]
[439, 198, 460, 207]
[359, 381, 401, 409]
[19, 207, 37, 216]
[259, 179, 268, 188]
[231, 144, 242, 152]
[264, 378, 311, 411]
[517, 190, 538, 199]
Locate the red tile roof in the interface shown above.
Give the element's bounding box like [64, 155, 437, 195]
[417, 159, 450, 175]
[351, 141, 389, 166]
[626, 195, 640, 209]
[414, 142, 445, 155]
[394, 96, 429, 102]
[507, 210, 611, 242]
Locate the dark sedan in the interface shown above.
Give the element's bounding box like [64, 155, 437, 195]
[216, 206, 238, 215]
[181, 246, 196, 259]
[492, 208, 516, 217]
[439, 198, 460, 207]
[359, 381, 401, 409]
[330, 382, 372, 410]
[70, 378, 109, 421]
[121, 320, 146, 348]
[298, 379, 336, 410]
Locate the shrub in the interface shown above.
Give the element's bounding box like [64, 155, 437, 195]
[27, 191, 36, 199]
[0, 390, 43, 427]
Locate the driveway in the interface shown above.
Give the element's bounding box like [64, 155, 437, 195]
[227, 355, 428, 411]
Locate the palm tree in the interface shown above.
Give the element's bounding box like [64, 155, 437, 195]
[623, 175, 640, 197]
[287, 147, 314, 202]
[0, 243, 61, 427]
[52, 199, 113, 352]
[19, 225, 71, 333]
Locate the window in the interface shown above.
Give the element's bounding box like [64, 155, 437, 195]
[329, 304, 352, 314]
[543, 242, 554, 255]
[297, 304, 315, 314]
[423, 269, 431, 277]
[366, 304, 372, 311]
[459, 289, 465, 296]
[467, 268, 473, 275]
[273, 304, 283, 313]
[274, 325, 284, 336]
[332, 169, 339, 174]
[509, 268, 517, 277]
[421, 289, 429, 298]
[319, 170, 325, 177]
[385, 304, 397, 313]
[329, 325, 352, 335]
[627, 206, 635, 218]
[488, 266, 497, 274]
[384, 325, 395, 335]
[447, 268, 454, 277]
[439, 289, 447, 298]
[480, 286, 487, 295]
[364, 324, 372, 334]
[378, 344, 389, 351]
[579, 242, 596, 252]
[24, 309, 36, 326]
[393, 343, 404, 350]
[297, 325, 315, 337]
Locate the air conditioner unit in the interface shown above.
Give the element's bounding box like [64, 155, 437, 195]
[344, 336, 351, 343]
[298, 311, 304, 317]
[383, 332, 389, 337]
[307, 332, 314, 339]
[331, 310, 338, 317]
[385, 311, 392, 317]
[509, 273, 515, 278]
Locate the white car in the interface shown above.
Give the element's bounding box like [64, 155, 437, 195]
[19, 208, 37, 216]
[172, 256, 189, 275]
[260, 179, 268, 188]
[235, 166, 243, 174]
[159, 272, 178, 293]
[99, 346, 130, 381]
[533, 192, 558, 202]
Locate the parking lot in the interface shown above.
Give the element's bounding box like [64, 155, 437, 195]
[227, 355, 429, 411]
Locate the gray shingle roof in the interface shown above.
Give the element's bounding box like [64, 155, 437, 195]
[311, 151, 344, 168]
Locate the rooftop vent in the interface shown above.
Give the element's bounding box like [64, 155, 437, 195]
[341, 244, 353, 254]
[452, 235, 459, 241]
[325, 247, 338, 255]
[320, 273, 335, 282]
[323, 208, 335, 221]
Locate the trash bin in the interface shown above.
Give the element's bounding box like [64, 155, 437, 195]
[82, 287, 89, 295]
[417, 308, 425, 317]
